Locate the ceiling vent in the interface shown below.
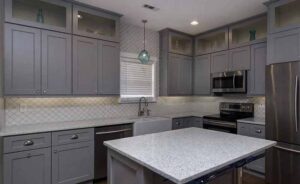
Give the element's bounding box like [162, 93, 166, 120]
[143, 4, 159, 11]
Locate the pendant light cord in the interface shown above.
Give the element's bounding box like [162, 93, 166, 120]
[142, 20, 147, 50]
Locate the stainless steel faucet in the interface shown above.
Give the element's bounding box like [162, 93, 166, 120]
[138, 97, 151, 117]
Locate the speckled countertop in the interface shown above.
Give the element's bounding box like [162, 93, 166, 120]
[0, 112, 207, 137]
[237, 117, 265, 126]
[104, 128, 276, 184]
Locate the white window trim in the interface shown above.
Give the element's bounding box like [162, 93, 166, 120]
[119, 52, 158, 104]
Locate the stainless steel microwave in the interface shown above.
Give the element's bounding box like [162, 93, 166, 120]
[211, 71, 247, 93]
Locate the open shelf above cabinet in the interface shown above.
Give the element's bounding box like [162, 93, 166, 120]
[229, 16, 267, 49]
[5, 0, 72, 33]
[270, 0, 300, 33]
[195, 28, 228, 55]
[169, 32, 193, 56]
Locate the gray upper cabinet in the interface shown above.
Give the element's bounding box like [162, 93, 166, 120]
[267, 28, 300, 64]
[52, 142, 94, 184]
[229, 15, 267, 49]
[195, 27, 228, 56]
[229, 46, 251, 71]
[98, 41, 120, 95]
[193, 54, 211, 95]
[73, 5, 120, 42]
[41, 31, 72, 95]
[248, 43, 267, 96]
[73, 36, 98, 95]
[268, 0, 300, 34]
[4, 0, 72, 33]
[4, 148, 51, 184]
[211, 51, 229, 73]
[4, 23, 41, 95]
[167, 54, 192, 95]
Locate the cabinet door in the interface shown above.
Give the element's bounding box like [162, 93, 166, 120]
[4, 23, 41, 95]
[211, 51, 229, 73]
[4, 148, 51, 184]
[229, 46, 250, 71]
[179, 56, 192, 95]
[52, 142, 94, 184]
[169, 31, 193, 56]
[167, 54, 181, 95]
[73, 36, 98, 95]
[267, 28, 300, 64]
[42, 31, 71, 95]
[98, 41, 120, 95]
[193, 55, 211, 95]
[248, 43, 267, 96]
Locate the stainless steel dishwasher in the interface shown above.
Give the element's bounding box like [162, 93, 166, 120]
[94, 124, 133, 181]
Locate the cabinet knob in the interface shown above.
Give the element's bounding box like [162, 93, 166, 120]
[71, 134, 79, 140]
[43, 90, 47, 94]
[256, 129, 262, 134]
[24, 140, 34, 146]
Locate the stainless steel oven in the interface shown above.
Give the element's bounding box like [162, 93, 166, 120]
[212, 71, 247, 93]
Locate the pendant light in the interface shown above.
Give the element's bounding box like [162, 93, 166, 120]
[138, 20, 150, 64]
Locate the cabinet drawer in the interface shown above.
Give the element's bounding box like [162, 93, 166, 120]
[237, 123, 251, 136]
[52, 128, 94, 146]
[250, 125, 265, 139]
[3, 133, 51, 153]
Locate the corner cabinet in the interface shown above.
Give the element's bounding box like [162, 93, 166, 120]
[4, 23, 72, 95]
[193, 55, 211, 95]
[73, 5, 120, 42]
[4, 0, 72, 33]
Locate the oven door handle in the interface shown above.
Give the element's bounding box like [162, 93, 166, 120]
[233, 73, 236, 89]
[203, 120, 236, 128]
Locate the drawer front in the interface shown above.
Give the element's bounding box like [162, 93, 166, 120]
[52, 128, 94, 146]
[250, 125, 265, 139]
[3, 133, 51, 153]
[237, 123, 251, 136]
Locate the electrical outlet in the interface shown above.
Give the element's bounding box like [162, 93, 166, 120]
[19, 104, 27, 113]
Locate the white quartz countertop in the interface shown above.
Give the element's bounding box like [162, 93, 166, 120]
[237, 117, 265, 126]
[104, 128, 276, 184]
[0, 112, 206, 137]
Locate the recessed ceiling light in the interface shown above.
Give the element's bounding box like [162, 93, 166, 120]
[77, 14, 83, 19]
[191, 21, 199, 26]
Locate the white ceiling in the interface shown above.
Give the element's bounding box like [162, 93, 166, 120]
[75, 0, 267, 35]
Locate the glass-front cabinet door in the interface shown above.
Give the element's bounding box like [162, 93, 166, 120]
[269, 0, 300, 33]
[4, 0, 72, 33]
[73, 5, 120, 42]
[169, 32, 193, 56]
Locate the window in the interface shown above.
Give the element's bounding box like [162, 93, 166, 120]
[120, 56, 156, 102]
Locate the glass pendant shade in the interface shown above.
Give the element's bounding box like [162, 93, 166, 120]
[138, 49, 150, 64]
[138, 20, 150, 64]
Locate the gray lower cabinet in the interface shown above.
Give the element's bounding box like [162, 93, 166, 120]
[172, 117, 203, 130]
[237, 122, 265, 174]
[248, 43, 267, 96]
[52, 141, 94, 184]
[211, 51, 229, 73]
[98, 41, 120, 95]
[73, 36, 98, 95]
[267, 28, 300, 65]
[42, 30, 72, 95]
[167, 54, 192, 95]
[4, 148, 51, 184]
[4, 23, 41, 95]
[193, 55, 211, 95]
[229, 46, 250, 71]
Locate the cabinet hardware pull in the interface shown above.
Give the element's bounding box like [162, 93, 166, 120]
[95, 128, 132, 135]
[24, 140, 34, 146]
[71, 134, 79, 140]
[255, 129, 262, 133]
[295, 75, 299, 132]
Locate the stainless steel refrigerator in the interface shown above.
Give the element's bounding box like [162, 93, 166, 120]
[266, 62, 300, 184]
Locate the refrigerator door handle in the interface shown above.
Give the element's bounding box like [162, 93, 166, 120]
[275, 145, 300, 154]
[295, 75, 299, 132]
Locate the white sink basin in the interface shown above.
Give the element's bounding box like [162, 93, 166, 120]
[132, 116, 172, 136]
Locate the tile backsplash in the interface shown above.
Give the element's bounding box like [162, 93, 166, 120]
[4, 96, 265, 126]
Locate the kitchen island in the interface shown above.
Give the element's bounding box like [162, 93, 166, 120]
[104, 128, 276, 184]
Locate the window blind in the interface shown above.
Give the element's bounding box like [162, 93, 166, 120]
[120, 57, 155, 100]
